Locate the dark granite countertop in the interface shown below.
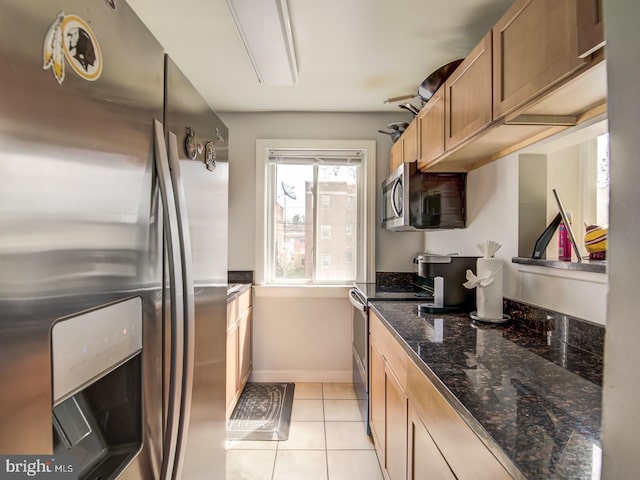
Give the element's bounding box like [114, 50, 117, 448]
[369, 301, 602, 480]
[226, 283, 251, 303]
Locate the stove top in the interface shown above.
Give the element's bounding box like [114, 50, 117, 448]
[353, 282, 434, 301]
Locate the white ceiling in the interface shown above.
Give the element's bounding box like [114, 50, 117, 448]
[127, 0, 513, 113]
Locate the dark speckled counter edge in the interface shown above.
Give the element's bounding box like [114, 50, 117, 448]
[368, 302, 528, 480]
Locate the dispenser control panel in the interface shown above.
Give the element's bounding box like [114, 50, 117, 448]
[52, 296, 142, 404]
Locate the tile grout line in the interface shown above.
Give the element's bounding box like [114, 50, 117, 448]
[322, 382, 330, 480]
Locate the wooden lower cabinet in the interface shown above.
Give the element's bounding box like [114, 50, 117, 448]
[369, 311, 513, 480]
[385, 364, 408, 480]
[408, 404, 456, 480]
[226, 289, 253, 418]
[238, 306, 252, 388]
[225, 325, 239, 417]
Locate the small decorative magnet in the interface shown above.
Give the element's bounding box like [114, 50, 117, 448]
[205, 142, 217, 171]
[185, 126, 197, 160]
[197, 143, 204, 155]
[216, 128, 225, 143]
[44, 12, 103, 84]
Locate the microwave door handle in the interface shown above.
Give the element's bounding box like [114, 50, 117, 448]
[391, 178, 403, 217]
[348, 288, 367, 312]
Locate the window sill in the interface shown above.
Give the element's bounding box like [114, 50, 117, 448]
[253, 285, 351, 298]
[512, 257, 606, 275]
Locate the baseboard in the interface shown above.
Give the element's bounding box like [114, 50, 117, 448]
[251, 369, 353, 383]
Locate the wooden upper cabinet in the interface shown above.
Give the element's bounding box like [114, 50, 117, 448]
[493, 0, 586, 119]
[389, 139, 403, 172]
[445, 32, 493, 150]
[577, 0, 605, 58]
[401, 119, 418, 163]
[417, 86, 445, 170]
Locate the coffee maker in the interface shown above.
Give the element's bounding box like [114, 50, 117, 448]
[414, 253, 478, 312]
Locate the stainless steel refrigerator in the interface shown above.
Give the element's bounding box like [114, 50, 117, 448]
[0, 1, 228, 479]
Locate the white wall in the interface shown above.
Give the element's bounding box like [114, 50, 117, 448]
[251, 288, 353, 383]
[422, 151, 608, 324]
[601, 0, 640, 477]
[220, 112, 424, 381]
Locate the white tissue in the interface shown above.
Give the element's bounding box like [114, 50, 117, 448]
[477, 240, 502, 258]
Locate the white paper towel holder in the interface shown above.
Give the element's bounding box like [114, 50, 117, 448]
[470, 311, 511, 324]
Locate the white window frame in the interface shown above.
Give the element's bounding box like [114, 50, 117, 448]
[255, 139, 376, 286]
[320, 224, 332, 240]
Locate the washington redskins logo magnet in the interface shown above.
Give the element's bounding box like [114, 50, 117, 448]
[44, 12, 103, 84]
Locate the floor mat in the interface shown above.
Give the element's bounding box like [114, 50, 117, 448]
[226, 382, 295, 441]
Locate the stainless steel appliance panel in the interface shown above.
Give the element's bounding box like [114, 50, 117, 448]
[163, 56, 228, 480]
[349, 288, 370, 434]
[0, 1, 164, 477]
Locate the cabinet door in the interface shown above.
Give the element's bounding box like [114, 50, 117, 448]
[402, 120, 418, 163]
[369, 339, 386, 464]
[493, 0, 585, 119]
[385, 364, 407, 480]
[390, 140, 403, 172]
[225, 324, 239, 417]
[407, 404, 456, 480]
[577, 0, 605, 58]
[445, 32, 492, 150]
[238, 307, 252, 388]
[417, 87, 445, 170]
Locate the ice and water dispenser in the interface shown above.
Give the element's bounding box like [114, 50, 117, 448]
[51, 297, 143, 479]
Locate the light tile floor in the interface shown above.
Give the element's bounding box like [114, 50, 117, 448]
[226, 382, 383, 480]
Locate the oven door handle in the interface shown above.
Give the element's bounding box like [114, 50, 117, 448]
[348, 288, 367, 312]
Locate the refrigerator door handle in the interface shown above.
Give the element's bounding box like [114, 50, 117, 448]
[153, 120, 185, 480]
[167, 131, 196, 480]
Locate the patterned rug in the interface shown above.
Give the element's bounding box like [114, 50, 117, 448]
[226, 382, 295, 441]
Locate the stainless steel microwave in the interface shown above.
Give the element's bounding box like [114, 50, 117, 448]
[381, 163, 466, 231]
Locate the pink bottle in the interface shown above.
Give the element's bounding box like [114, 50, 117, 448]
[558, 211, 572, 261]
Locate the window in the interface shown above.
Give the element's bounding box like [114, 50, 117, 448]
[256, 140, 375, 285]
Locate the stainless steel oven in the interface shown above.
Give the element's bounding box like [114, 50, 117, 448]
[349, 287, 370, 434]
